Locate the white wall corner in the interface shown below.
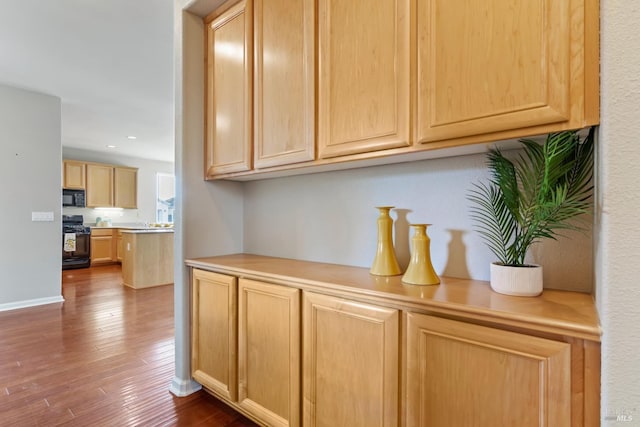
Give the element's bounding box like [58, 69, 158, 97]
[169, 377, 202, 397]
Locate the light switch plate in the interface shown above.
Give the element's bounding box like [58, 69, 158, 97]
[32, 211, 54, 222]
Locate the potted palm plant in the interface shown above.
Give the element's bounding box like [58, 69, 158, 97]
[468, 128, 594, 296]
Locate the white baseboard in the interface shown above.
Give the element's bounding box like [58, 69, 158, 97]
[169, 377, 202, 397]
[0, 295, 65, 312]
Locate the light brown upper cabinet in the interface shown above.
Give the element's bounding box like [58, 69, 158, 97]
[253, 0, 315, 169]
[205, 0, 253, 177]
[114, 167, 137, 209]
[206, 0, 315, 177]
[317, 0, 411, 158]
[86, 164, 114, 207]
[63, 160, 86, 189]
[416, 0, 599, 145]
[85, 163, 137, 208]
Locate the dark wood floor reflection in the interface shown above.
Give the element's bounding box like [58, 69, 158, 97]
[0, 265, 256, 426]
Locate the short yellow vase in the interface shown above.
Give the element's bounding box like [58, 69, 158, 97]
[370, 206, 402, 276]
[402, 224, 440, 285]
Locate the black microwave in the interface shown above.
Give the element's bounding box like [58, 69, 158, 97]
[62, 189, 86, 207]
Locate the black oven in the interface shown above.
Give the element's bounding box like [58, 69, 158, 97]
[62, 215, 91, 270]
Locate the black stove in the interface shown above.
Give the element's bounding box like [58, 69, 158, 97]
[62, 215, 91, 270]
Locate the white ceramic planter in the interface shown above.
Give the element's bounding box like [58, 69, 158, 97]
[490, 263, 543, 297]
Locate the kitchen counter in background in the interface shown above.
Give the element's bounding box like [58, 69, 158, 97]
[121, 229, 174, 289]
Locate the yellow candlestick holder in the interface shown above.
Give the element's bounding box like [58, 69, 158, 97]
[370, 206, 402, 276]
[402, 224, 440, 285]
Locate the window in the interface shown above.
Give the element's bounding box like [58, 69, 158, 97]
[156, 173, 175, 223]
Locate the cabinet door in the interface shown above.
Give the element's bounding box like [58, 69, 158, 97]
[253, 0, 314, 169]
[205, 0, 253, 177]
[317, 0, 410, 158]
[86, 164, 114, 207]
[63, 160, 86, 189]
[303, 292, 399, 426]
[406, 313, 571, 427]
[114, 167, 137, 209]
[191, 269, 238, 401]
[238, 279, 300, 427]
[90, 234, 114, 265]
[416, 0, 588, 143]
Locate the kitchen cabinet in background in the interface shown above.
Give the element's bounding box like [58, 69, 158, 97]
[83, 163, 137, 208]
[114, 167, 138, 209]
[90, 228, 115, 265]
[63, 160, 86, 189]
[86, 164, 114, 207]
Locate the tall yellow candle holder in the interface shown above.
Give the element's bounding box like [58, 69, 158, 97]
[370, 206, 402, 276]
[402, 224, 440, 285]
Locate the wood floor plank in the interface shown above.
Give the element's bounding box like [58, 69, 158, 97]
[0, 265, 257, 426]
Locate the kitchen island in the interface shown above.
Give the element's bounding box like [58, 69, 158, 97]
[121, 229, 174, 289]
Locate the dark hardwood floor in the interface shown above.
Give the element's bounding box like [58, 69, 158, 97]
[0, 265, 257, 427]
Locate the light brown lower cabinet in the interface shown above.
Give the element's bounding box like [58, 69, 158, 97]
[90, 229, 115, 265]
[189, 257, 600, 427]
[406, 313, 571, 427]
[302, 292, 399, 427]
[191, 270, 300, 427]
[238, 279, 300, 427]
[191, 269, 238, 401]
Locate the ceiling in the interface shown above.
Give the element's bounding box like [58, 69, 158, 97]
[0, 0, 175, 162]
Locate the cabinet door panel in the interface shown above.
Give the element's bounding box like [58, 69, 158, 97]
[406, 313, 571, 427]
[318, 0, 410, 158]
[114, 167, 137, 209]
[90, 235, 113, 264]
[63, 160, 86, 189]
[303, 292, 399, 427]
[86, 164, 114, 207]
[191, 269, 237, 401]
[238, 279, 300, 427]
[253, 0, 314, 168]
[206, 0, 252, 177]
[417, 0, 572, 143]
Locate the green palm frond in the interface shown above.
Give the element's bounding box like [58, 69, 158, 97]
[468, 128, 595, 266]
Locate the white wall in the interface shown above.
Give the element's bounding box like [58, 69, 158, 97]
[597, 1, 640, 422]
[0, 84, 63, 310]
[244, 153, 593, 292]
[62, 147, 174, 225]
[171, 3, 244, 396]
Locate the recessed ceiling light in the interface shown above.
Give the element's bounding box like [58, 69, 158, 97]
[106, 145, 117, 149]
[127, 135, 137, 140]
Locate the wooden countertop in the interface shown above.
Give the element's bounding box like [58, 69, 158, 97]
[186, 254, 601, 342]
